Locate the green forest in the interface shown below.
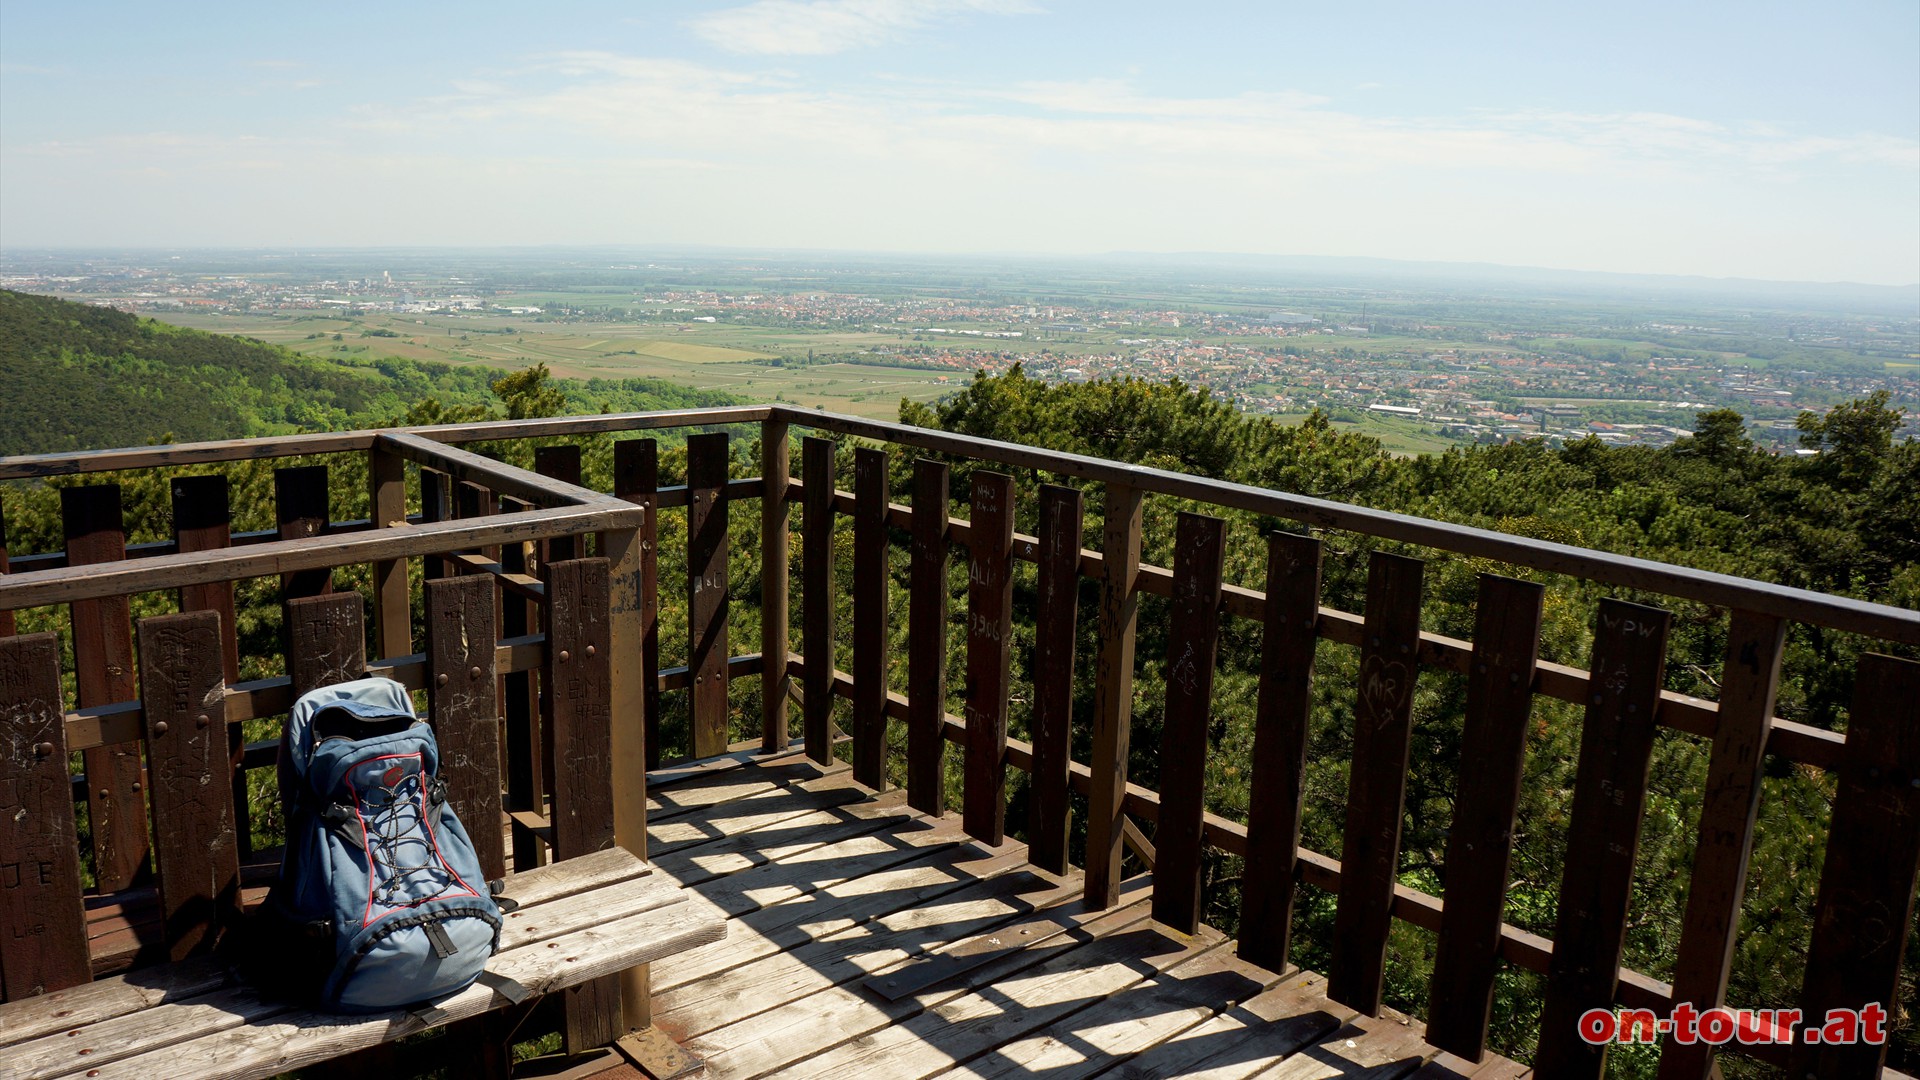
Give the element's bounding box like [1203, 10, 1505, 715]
[1, 292, 1915, 1076]
[0, 288, 742, 454]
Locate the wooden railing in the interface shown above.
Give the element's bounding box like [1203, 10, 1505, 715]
[3, 404, 1917, 1079]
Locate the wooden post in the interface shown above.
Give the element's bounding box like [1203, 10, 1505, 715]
[963, 470, 1014, 846]
[136, 610, 238, 961]
[534, 445, 582, 564]
[171, 474, 246, 860]
[614, 440, 661, 772]
[0, 633, 90, 1001]
[851, 447, 890, 790]
[801, 437, 837, 767]
[1788, 651, 1920, 1080]
[545, 557, 622, 1052]
[426, 575, 506, 883]
[906, 459, 950, 816]
[420, 468, 450, 582]
[274, 465, 333, 599]
[1427, 573, 1544, 1060]
[761, 418, 792, 753]
[1658, 609, 1786, 1080]
[1329, 550, 1425, 1015]
[1238, 531, 1323, 973]
[1086, 482, 1144, 908]
[368, 442, 411, 660]
[1535, 598, 1673, 1080]
[596, 523, 651, 1034]
[1154, 512, 1227, 935]
[686, 432, 730, 760]
[1028, 484, 1084, 874]
[63, 483, 147, 893]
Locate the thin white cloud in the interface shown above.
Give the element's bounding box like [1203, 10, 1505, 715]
[687, 0, 1036, 56]
[8, 57, 1914, 281]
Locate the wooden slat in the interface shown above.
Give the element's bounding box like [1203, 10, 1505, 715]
[1329, 550, 1425, 1014]
[543, 556, 621, 1051]
[1155, 511, 1227, 935]
[963, 470, 1015, 846]
[1028, 483, 1083, 875]
[284, 593, 366, 695]
[273, 464, 333, 599]
[614, 438, 661, 771]
[496, 499, 544, 872]
[801, 437, 837, 767]
[760, 418, 791, 752]
[907, 458, 950, 817]
[0, 498, 13, 636]
[170, 475, 246, 861]
[1106, 970, 1350, 1079]
[949, 943, 1280, 1079]
[1427, 573, 1544, 1060]
[63, 483, 148, 894]
[686, 432, 730, 760]
[1658, 608, 1786, 1080]
[831, 919, 1222, 1074]
[1086, 482, 1144, 907]
[170, 477, 240, 681]
[0, 633, 91, 1000]
[136, 611, 237, 962]
[55, 899, 722, 1080]
[1789, 651, 1920, 1080]
[1534, 598, 1673, 1080]
[1239, 531, 1323, 973]
[425, 575, 506, 883]
[544, 559, 616, 857]
[851, 446, 891, 790]
[280, 590, 369, 818]
[419, 467, 449, 581]
[453, 475, 489, 518]
[534, 445, 583, 564]
[367, 443, 411, 659]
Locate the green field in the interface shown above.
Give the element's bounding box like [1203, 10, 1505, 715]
[159, 310, 964, 419]
[1264, 410, 1457, 456]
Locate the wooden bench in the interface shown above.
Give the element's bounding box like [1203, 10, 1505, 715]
[0, 847, 724, 1080]
[2, 549, 714, 1078]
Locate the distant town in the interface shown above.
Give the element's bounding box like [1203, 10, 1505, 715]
[4, 250, 1914, 453]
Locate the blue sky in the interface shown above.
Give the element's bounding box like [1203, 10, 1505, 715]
[3, 1, 1916, 284]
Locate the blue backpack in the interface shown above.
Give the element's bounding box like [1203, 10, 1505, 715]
[258, 676, 504, 1012]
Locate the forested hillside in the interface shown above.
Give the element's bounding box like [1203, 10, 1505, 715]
[0, 289, 742, 454]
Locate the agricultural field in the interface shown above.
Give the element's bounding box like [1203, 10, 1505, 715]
[158, 310, 964, 419]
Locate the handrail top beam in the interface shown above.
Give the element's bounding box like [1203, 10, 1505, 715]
[0, 501, 639, 609]
[771, 405, 1920, 645]
[0, 405, 775, 480]
[0, 400, 1913, 644]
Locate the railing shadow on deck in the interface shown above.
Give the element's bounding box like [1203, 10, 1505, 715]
[1, 402, 1916, 1079]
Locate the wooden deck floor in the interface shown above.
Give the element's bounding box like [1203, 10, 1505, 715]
[638, 747, 1530, 1080]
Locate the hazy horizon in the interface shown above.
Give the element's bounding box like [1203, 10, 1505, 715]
[4, 1, 1916, 286]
